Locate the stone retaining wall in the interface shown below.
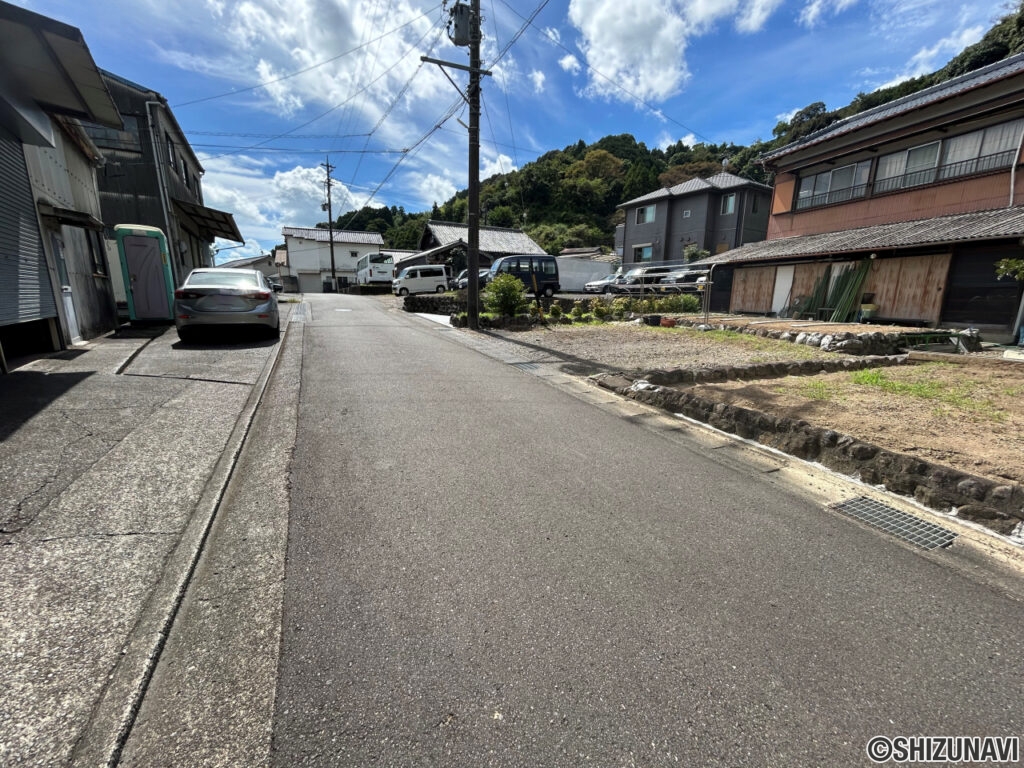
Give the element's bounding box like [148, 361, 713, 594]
[594, 370, 1023, 535]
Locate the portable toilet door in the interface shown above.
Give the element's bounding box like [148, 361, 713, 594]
[114, 225, 175, 322]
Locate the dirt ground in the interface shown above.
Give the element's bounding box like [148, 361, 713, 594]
[484, 317, 1024, 487]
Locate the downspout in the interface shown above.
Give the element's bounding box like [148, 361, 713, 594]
[1009, 125, 1024, 342]
[146, 100, 178, 283]
[1008, 121, 1024, 208]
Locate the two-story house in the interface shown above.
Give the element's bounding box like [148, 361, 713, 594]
[618, 172, 772, 266]
[695, 53, 1024, 340]
[81, 71, 244, 303]
[0, 1, 123, 367]
[281, 227, 385, 292]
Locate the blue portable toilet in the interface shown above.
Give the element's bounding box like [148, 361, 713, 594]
[115, 225, 175, 322]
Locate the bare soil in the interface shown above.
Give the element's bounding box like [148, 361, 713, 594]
[485, 320, 1024, 486]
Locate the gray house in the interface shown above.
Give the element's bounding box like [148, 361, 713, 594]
[81, 71, 243, 300]
[618, 172, 771, 266]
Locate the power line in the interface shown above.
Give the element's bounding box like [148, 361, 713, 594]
[172, 3, 444, 108]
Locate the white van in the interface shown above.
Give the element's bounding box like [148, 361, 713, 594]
[392, 265, 449, 296]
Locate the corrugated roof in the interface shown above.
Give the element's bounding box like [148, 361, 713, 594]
[424, 220, 545, 254]
[692, 206, 1024, 267]
[620, 172, 771, 208]
[763, 53, 1024, 164]
[282, 226, 384, 245]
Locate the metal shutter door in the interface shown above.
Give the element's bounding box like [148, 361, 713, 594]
[0, 132, 56, 326]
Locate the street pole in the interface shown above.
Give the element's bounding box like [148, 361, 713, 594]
[322, 157, 338, 292]
[466, 0, 481, 330]
[420, 3, 489, 326]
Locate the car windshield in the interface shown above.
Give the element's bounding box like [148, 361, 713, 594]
[186, 271, 261, 288]
[625, 269, 645, 278]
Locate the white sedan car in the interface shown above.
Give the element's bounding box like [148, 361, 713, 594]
[173, 268, 281, 343]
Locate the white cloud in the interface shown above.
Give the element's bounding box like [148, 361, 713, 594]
[559, 54, 582, 75]
[737, 0, 786, 32]
[529, 70, 546, 93]
[543, 26, 562, 44]
[567, 0, 692, 103]
[799, 0, 859, 28]
[482, 154, 516, 180]
[657, 131, 698, 150]
[405, 171, 458, 209]
[874, 23, 986, 89]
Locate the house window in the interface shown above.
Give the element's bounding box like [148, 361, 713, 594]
[635, 205, 655, 224]
[796, 161, 871, 209]
[720, 194, 736, 215]
[633, 244, 653, 262]
[166, 133, 176, 171]
[751, 196, 759, 214]
[875, 118, 1024, 194]
[350, 251, 358, 260]
[87, 230, 106, 275]
[683, 210, 691, 218]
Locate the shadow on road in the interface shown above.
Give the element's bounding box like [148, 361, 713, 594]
[480, 329, 625, 377]
[0, 370, 94, 442]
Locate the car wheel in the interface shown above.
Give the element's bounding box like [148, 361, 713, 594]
[436, 285, 446, 293]
[543, 286, 554, 298]
[177, 327, 197, 344]
[399, 288, 409, 296]
[603, 285, 613, 294]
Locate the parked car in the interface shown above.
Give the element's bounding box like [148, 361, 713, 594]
[584, 273, 622, 293]
[392, 264, 449, 296]
[450, 269, 469, 290]
[459, 268, 491, 289]
[489, 254, 560, 297]
[656, 269, 709, 293]
[611, 265, 676, 293]
[173, 268, 280, 343]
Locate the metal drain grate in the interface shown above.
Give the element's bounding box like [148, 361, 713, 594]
[510, 361, 539, 371]
[830, 496, 958, 550]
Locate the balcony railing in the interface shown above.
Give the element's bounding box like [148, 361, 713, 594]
[795, 149, 1017, 211]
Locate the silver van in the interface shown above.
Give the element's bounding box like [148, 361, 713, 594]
[392, 265, 449, 296]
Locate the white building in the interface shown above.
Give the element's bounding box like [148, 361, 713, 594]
[281, 227, 385, 293]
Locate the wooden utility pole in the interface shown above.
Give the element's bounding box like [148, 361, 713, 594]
[322, 157, 338, 291]
[421, 2, 490, 329]
[466, 0, 481, 329]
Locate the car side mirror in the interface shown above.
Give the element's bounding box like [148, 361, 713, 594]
[271, 283, 283, 293]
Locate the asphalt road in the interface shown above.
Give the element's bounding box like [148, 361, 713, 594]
[270, 294, 1024, 767]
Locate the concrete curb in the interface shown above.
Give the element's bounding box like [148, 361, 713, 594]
[70, 327, 289, 767]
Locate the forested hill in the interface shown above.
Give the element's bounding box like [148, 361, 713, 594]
[323, 2, 1024, 255]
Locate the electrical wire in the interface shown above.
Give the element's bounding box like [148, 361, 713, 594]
[172, 3, 443, 108]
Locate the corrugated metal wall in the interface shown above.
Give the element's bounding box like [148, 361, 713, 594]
[0, 132, 57, 326]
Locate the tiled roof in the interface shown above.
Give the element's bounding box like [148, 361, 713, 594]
[620, 172, 770, 208]
[692, 206, 1024, 267]
[425, 220, 546, 254]
[282, 226, 385, 245]
[762, 53, 1024, 164]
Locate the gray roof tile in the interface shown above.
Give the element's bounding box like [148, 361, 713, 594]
[763, 52, 1024, 163]
[282, 226, 385, 245]
[692, 206, 1024, 266]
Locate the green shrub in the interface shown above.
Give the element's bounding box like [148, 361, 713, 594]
[483, 273, 530, 317]
[592, 301, 609, 320]
[571, 300, 585, 318]
[548, 302, 563, 318]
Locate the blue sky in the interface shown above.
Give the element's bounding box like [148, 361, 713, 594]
[13, 0, 1011, 260]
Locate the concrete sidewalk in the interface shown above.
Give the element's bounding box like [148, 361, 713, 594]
[0, 322, 284, 766]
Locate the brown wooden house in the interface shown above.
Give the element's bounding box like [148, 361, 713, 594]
[694, 53, 1024, 341]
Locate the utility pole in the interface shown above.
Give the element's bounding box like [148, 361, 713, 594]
[422, 1, 489, 329]
[322, 157, 338, 292]
[466, 0, 481, 329]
